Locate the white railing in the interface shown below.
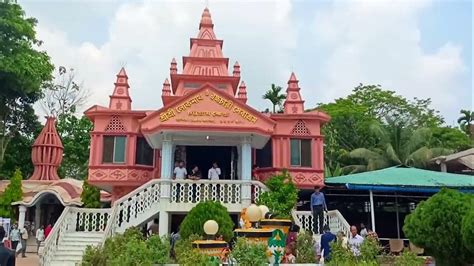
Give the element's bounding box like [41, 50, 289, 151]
[40, 207, 111, 265]
[292, 210, 350, 237]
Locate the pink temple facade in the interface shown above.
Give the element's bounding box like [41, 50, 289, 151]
[85, 8, 330, 201]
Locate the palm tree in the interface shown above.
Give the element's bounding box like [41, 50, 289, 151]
[345, 121, 452, 173]
[262, 84, 286, 113]
[457, 109, 474, 135]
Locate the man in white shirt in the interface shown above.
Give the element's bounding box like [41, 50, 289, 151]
[173, 161, 187, 180]
[208, 162, 221, 180]
[348, 225, 364, 257]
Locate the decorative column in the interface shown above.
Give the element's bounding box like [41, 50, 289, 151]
[158, 211, 169, 237]
[160, 136, 173, 180]
[18, 205, 27, 229]
[241, 137, 252, 206]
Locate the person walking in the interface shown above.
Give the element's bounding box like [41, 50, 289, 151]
[348, 225, 364, 257]
[0, 226, 16, 266]
[9, 224, 20, 251]
[19, 226, 28, 258]
[44, 224, 52, 240]
[310, 186, 328, 234]
[35, 225, 45, 254]
[320, 224, 337, 262]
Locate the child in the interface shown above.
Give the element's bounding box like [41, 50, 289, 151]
[282, 243, 296, 264]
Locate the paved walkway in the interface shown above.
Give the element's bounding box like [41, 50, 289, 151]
[16, 253, 39, 266]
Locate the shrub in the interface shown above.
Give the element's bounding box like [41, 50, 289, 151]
[359, 237, 381, 263]
[230, 237, 267, 266]
[81, 177, 101, 208]
[0, 169, 23, 219]
[256, 171, 298, 219]
[174, 234, 210, 265]
[461, 197, 474, 254]
[327, 238, 379, 266]
[327, 241, 355, 266]
[404, 188, 473, 265]
[295, 231, 317, 263]
[179, 201, 234, 241]
[81, 227, 171, 265]
[394, 251, 424, 266]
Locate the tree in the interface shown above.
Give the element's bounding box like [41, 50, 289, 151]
[404, 189, 473, 265]
[256, 171, 299, 218]
[56, 114, 93, 179]
[0, 2, 54, 166]
[462, 203, 474, 254]
[262, 84, 286, 113]
[457, 109, 474, 136]
[81, 177, 100, 208]
[0, 169, 23, 219]
[41, 66, 89, 117]
[179, 201, 234, 241]
[428, 127, 472, 151]
[345, 120, 452, 172]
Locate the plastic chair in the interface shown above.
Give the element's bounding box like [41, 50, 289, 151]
[389, 239, 404, 254]
[409, 242, 424, 255]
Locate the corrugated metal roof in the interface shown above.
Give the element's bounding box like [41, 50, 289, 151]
[325, 166, 474, 188]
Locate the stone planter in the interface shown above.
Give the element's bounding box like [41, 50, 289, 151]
[192, 240, 228, 257]
[233, 228, 274, 244]
[259, 219, 292, 235]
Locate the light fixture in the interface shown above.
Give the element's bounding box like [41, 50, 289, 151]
[203, 220, 219, 239]
[258, 205, 269, 219]
[206, 135, 210, 140]
[246, 204, 262, 228]
[409, 202, 416, 212]
[364, 201, 370, 213]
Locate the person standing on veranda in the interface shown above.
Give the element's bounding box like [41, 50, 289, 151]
[310, 186, 328, 234]
[208, 162, 221, 180]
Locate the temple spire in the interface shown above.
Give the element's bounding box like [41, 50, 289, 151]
[237, 81, 248, 103]
[197, 7, 216, 39]
[162, 78, 171, 96]
[233, 61, 240, 77]
[283, 72, 305, 114]
[109, 67, 132, 110]
[30, 117, 64, 181]
[170, 58, 177, 75]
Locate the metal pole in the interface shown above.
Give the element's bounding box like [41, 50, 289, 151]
[369, 190, 376, 232]
[395, 194, 400, 238]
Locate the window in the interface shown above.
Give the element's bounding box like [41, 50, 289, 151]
[103, 136, 126, 163]
[256, 141, 272, 168]
[290, 139, 312, 167]
[135, 137, 154, 166]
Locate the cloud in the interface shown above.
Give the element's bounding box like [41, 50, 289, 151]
[32, 0, 296, 114]
[307, 0, 468, 123]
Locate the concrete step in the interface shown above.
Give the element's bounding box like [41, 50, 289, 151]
[53, 254, 83, 262]
[57, 242, 100, 250]
[66, 231, 104, 238]
[55, 249, 85, 257]
[61, 234, 103, 243]
[50, 259, 80, 266]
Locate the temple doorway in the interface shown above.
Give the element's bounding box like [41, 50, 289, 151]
[185, 146, 236, 180]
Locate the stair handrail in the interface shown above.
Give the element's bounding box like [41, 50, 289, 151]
[292, 209, 351, 237]
[40, 206, 72, 266]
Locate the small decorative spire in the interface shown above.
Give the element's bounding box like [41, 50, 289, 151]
[109, 67, 132, 110]
[199, 7, 213, 29]
[233, 61, 240, 77]
[170, 58, 177, 74]
[162, 78, 171, 96]
[238, 81, 247, 104]
[30, 117, 64, 181]
[284, 72, 304, 114]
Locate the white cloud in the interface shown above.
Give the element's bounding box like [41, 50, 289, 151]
[308, 0, 468, 123]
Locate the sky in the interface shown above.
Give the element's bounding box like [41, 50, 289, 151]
[20, 0, 473, 126]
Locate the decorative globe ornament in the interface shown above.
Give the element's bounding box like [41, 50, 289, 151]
[246, 204, 262, 228]
[203, 220, 219, 239]
[258, 205, 270, 219]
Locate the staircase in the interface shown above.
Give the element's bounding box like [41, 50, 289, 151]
[40, 179, 267, 265]
[292, 209, 351, 237]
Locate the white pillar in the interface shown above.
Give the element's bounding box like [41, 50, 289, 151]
[158, 211, 169, 237]
[369, 190, 376, 232]
[18, 205, 27, 229]
[241, 138, 252, 205]
[161, 138, 173, 180]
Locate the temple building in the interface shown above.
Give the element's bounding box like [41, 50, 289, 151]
[84, 8, 330, 202]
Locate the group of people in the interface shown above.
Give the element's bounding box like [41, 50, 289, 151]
[0, 222, 53, 264]
[173, 160, 221, 180]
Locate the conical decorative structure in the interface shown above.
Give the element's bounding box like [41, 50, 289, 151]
[109, 67, 132, 111]
[30, 117, 64, 180]
[283, 72, 305, 114]
[237, 81, 248, 103]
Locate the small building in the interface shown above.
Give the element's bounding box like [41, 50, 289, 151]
[432, 148, 474, 175]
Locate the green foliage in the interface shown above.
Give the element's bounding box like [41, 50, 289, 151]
[345, 120, 452, 172]
[82, 227, 171, 266]
[179, 201, 234, 241]
[0, 129, 39, 178]
[262, 84, 286, 113]
[404, 189, 473, 265]
[0, 169, 23, 218]
[229, 237, 267, 266]
[80, 177, 101, 208]
[429, 126, 472, 151]
[457, 109, 474, 135]
[257, 171, 299, 218]
[327, 239, 379, 266]
[295, 231, 316, 263]
[394, 251, 424, 266]
[0, 2, 54, 165]
[56, 114, 93, 179]
[174, 234, 210, 265]
[359, 237, 381, 263]
[461, 197, 474, 254]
